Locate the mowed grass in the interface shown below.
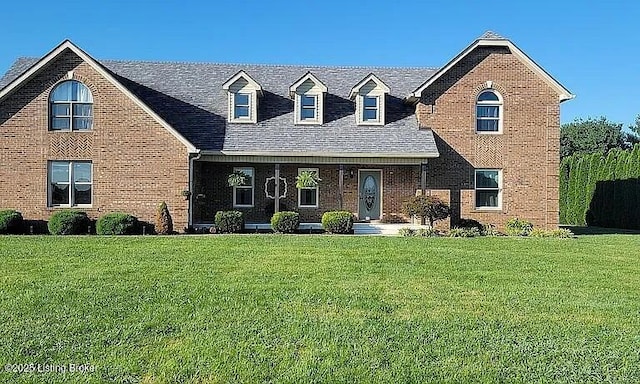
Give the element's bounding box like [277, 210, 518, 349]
[1, 235, 639, 383]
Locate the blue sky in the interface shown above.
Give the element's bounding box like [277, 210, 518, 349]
[2, 0, 639, 126]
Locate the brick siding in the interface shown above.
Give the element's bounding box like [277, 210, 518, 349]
[0, 50, 190, 230]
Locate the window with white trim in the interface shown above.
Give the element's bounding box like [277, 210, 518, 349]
[233, 167, 254, 207]
[475, 169, 502, 209]
[300, 95, 317, 121]
[48, 161, 92, 207]
[234, 93, 250, 119]
[475, 90, 502, 133]
[363, 96, 379, 122]
[50, 80, 93, 131]
[298, 168, 319, 208]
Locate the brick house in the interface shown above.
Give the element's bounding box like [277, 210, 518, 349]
[0, 32, 573, 231]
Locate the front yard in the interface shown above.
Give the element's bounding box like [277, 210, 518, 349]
[1, 235, 639, 383]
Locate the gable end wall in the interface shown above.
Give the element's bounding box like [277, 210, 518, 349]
[0, 50, 190, 230]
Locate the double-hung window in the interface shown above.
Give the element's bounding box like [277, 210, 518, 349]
[233, 167, 254, 207]
[234, 93, 250, 119]
[298, 168, 319, 208]
[476, 90, 502, 133]
[475, 169, 502, 209]
[49, 161, 92, 207]
[50, 80, 93, 131]
[363, 96, 379, 122]
[300, 95, 317, 121]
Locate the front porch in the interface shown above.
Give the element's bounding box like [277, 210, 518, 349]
[190, 155, 444, 228]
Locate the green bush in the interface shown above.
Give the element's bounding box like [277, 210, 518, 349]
[482, 224, 501, 237]
[398, 227, 416, 237]
[449, 227, 481, 238]
[400, 227, 441, 237]
[0, 210, 24, 234]
[321, 211, 354, 234]
[456, 218, 483, 231]
[48, 210, 91, 235]
[270, 211, 300, 233]
[505, 218, 533, 236]
[215, 211, 244, 233]
[401, 195, 450, 226]
[96, 213, 139, 235]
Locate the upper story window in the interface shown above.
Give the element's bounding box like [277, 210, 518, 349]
[50, 80, 93, 131]
[363, 96, 379, 121]
[234, 93, 250, 119]
[222, 71, 263, 124]
[476, 89, 502, 133]
[475, 169, 502, 209]
[289, 72, 327, 125]
[48, 160, 93, 207]
[349, 74, 390, 126]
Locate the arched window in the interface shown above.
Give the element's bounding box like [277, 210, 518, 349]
[476, 89, 502, 133]
[50, 80, 93, 131]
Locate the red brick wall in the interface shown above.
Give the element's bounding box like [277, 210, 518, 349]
[193, 162, 420, 223]
[0, 50, 190, 230]
[416, 46, 561, 229]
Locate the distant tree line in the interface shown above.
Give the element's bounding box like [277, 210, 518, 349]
[561, 115, 640, 158]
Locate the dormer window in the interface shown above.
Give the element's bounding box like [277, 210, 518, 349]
[289, 72, 327, 125]
[222, 71, 263, 124]
[363, 96, 379, 121]
[349, 74, 390, 126]
[234, 93, 250, 119]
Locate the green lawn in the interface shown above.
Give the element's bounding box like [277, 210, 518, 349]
[1, 235, 639, 383]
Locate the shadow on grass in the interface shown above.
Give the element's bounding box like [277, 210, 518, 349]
[561, 225, 640, 235]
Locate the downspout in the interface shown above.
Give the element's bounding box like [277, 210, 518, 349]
[188, 150, 202, 228]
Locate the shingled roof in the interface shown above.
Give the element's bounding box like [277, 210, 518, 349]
[0, 52, 442, 157]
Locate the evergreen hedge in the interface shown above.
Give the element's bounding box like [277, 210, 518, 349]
[560, 144, 640, 228]
[0, 210, 23, 234]
[96, 213, 139, 235]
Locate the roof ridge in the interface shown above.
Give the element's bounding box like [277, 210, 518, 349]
[97, 58, 439, 71]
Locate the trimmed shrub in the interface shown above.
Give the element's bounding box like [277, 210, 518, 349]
[96, 213, 139, 235]
[215, 210, 244, 233]
[0, 210, 24, 234]
[449, 227, 481, 238]
[270, 211, 300, 233]
[505, 218, 533, 236]
[401, 195, 450, 227]
[48, 210, 91, 235]
[456, 218, 483, 231]
[321, 211, 354, 234]
[155, 201, 173, 235]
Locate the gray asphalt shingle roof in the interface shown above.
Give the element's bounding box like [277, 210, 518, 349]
[0, 56, 440, 157]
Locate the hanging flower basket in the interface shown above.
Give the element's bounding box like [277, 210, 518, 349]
[227, 170, 248, 187]
[295, 170, 321, 189]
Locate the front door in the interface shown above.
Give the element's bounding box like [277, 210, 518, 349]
[358, 170, 382, 220]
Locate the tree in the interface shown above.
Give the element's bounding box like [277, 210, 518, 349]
[402, 195, 450, 227]
[155, 201, 173, 235]
[560, 117, 627, 158]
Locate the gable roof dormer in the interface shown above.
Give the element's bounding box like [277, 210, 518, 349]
[349, 73, 390, 126]
[289, 72, 327, 125]
[222, 70, 263, 123]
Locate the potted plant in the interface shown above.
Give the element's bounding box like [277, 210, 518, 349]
[295, 170, 321, 189]
[227, 170, 248, 187]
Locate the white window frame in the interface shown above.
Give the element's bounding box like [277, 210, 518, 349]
[474, 169, 502, 210]
[362, 95, 379, 122]
[300, 94, 317, 122]
[233, 92, 251, 120]
[50, 80, 93, 131]
[475, 89, 503, 134]
[233, 167, 255, 208]
[48, 160, 93, 208]
[297, 168, 319, 208]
